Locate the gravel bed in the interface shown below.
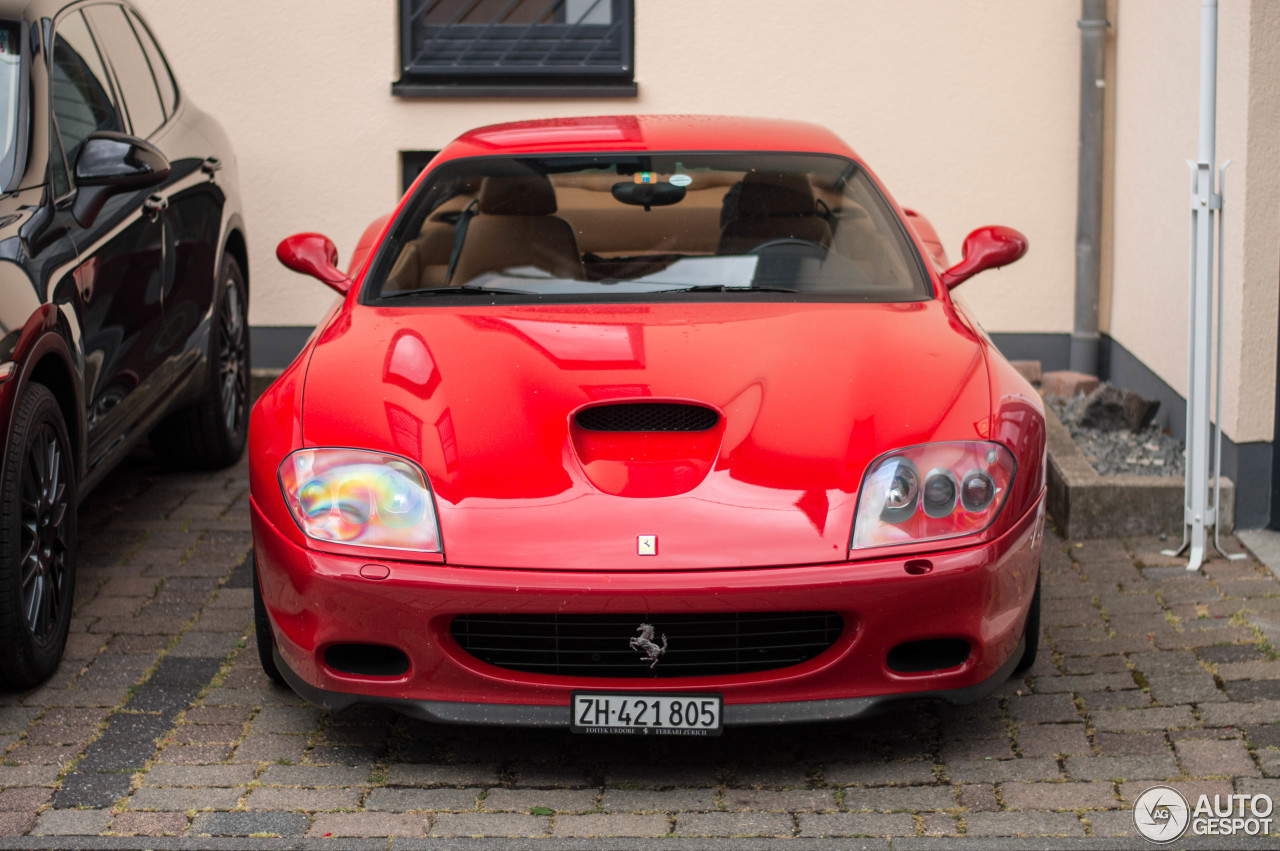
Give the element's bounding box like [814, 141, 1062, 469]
[1049, 394, 1185, 477]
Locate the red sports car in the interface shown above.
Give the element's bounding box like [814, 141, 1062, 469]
[250, 115, 1045, 735]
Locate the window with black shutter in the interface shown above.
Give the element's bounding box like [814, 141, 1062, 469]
[393, 0, 636, 98]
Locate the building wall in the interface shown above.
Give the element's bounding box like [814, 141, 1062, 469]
[1110, 0, 1280, 445]
[131, 0, 1083, 337]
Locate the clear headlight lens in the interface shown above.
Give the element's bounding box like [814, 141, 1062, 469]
[852, 441, 1016, 550]
[278, 448, 441, 552]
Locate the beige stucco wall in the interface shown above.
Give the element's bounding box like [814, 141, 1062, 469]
[130, 0, 1277, 445]
[132, 0, 1081, 335]
[1109, 0, 1280, 443]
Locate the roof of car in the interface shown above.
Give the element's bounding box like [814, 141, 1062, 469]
[0, 0, 81, 22]
[438, 115, 860, 162]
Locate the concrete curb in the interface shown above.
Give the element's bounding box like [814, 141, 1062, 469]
[1044, 404, 1232, 540]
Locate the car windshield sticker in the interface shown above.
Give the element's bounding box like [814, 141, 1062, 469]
[669, 174, 692, 187]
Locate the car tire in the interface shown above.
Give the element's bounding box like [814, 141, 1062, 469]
[150, 255, 249, 470]
[252, 554, 285, 685]
[0, 383, 77, 689]
[1014, 566, 1041, 674]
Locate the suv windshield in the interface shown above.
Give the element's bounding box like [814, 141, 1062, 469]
[368, 153, 930, 302]
[0, 22, 21, 192]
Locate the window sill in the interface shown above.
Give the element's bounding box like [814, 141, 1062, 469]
[391, 80, 638, 99]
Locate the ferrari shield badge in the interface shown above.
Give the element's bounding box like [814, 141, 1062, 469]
[637, 535, 657, 555]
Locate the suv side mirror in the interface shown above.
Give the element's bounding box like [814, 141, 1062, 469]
[277, 233, 351, 295]
[938, 226, 1028, 290]
[71, 132, 171, 227]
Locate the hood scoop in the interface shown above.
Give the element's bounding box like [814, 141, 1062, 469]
[571, 402, 723, 498]
[575, 402, 719, 432]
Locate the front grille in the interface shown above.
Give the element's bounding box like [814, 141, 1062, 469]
[575, 403, 719, 432]
[451, 612, 843, 678]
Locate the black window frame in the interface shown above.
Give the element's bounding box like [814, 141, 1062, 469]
[393, 0, 636, 98]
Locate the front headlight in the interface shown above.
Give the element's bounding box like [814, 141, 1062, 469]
[278, 448, 441, 553]
[851, 441, 1015, 550]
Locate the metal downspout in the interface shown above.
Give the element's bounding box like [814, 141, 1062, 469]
[1071, 0, 1108, 375]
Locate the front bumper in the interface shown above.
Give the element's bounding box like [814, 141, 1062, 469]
[251, 493, 1044, 727]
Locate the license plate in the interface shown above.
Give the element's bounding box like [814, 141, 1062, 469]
[570, 692, 722, 736]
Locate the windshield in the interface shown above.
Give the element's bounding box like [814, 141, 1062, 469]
[367, 153, 930, 303]
[0, 22, 21, 192]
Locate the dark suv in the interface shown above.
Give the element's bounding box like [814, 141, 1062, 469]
[0, 0, 249, 687]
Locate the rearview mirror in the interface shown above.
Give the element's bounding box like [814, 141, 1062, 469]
[611, 181, 685, 211]
[72, 132, 171, 227]
[938, 226, 1028, 290]
[277, 233, 351, 295]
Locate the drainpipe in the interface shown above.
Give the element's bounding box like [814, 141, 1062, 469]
[1071, 0, 1108, 376]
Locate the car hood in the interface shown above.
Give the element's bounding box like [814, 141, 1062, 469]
[301, 301, 992, 569]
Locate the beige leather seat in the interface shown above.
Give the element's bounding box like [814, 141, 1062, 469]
[716, 172, 833, 255]
[448, 174, 584, 285]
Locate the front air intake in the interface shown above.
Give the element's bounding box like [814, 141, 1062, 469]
[575, 403, 719, 432]
[323, 643, 410, 678]
[886, 639, 971, 673]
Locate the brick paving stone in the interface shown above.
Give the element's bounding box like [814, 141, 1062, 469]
[246, 786, 364, 811]
[231, 733, 308, 763]
[964, 810, 1086, 836]
[309, 744, 381, 764]
[1176, 737, 1261, 777]
[157, 743, 233, 764]
[0, 707, 40, 732]
[1084, 810, 1137, 836]
[40, 707, 111, 726]
[1033, 673, 1137, 693]
[721, 788, 835, 811]
[0, 787, 52, 810]
[957, 784, 998, 811]
[258, 764, 371, 786]
[0, 765, 62, 786]
[30, 809, 112, 835]
[1246, 725, 1280, 748]
[383, 763, 501, 787]
[675, 811, 794, 836]
[843, 785, 954, 811]
[1007, 693, 1080, 724]
[190, 811, 310, 836]
[362, 787, 478, 811]
[142, 764, 257, 786]
[429, 813, 550, 837]
[1119, 779, 1233, 806]
[481, 788, 592, 813]
[184, 706, 255, 726]
[603, 765, 720, 788]
[203, 687, 308, 707]
[306, 812, 427, 837]
[1065, 754, 1179, 780]
[1217, 660, 1280, 680]
[52, 771, 133, 809]
[601, 789, 718, 812]
[0, 813, 36, 835]
[922, 812, 959, 835]
[1000, 781, 1121, 810]
[1200, 700, 1280, 726]
[1093, 706, 1197, 731]
[548, 813, 667, 838]
[21, 687, 128, 707]
[824, 761, 938, 786]
[109, 811, 189, 836]
[126, 786, 244, 811]
[169, 723, 243, 744]
[797, 812, 914, 837]
[1094, 731, 1174, 756]
[941, 737, 1015, 762]
[1226, 680, 1280, 702]
[1148, 673, 1227, 704]
[946, 757, 1063, 783]
[251, 705, 324, 733]
[1081, 689, 1153, 711]
[730, 764, 812, 788]
[1016, 723, 1092, 757]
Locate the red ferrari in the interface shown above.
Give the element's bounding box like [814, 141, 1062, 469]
[250, 115, 1045, 735]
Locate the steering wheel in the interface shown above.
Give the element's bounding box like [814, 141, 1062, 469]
[747, 238, 831, 259]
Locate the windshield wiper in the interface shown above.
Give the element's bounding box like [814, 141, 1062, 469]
[660, 284, 800, 293]
[378, 285, 533, 300]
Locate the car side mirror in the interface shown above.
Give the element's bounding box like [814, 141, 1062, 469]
[71, 132, 171, 227]
[277, 233, 351, 295]
[938, 226, 1028, 290]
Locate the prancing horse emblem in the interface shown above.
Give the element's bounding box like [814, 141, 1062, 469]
[630, 623, 668, 669]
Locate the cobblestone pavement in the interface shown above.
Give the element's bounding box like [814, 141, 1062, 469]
[1, 451, 1279, 850]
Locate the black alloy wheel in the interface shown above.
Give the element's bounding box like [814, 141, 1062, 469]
[0, 383, 77, 688]
[150, 255, 250, 469]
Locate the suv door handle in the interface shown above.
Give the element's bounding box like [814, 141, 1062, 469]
[144, 194, 169, 220]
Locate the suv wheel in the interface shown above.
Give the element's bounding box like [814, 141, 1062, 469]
[0, 383, 76, 688]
